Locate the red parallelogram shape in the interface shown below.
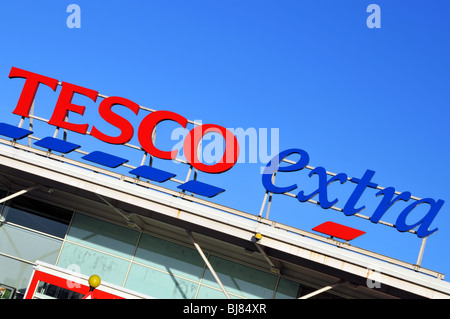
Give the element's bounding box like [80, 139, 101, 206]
[312, 221, 366, 241]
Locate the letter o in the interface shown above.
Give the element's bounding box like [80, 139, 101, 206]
[183, 124, 239, 174]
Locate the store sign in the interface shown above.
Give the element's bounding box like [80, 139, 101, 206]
[8, 67, 239, 174]
[6, 67, 445, 238]
[262, 149, 444, 238]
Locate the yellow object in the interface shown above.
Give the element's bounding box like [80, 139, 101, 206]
[88, 275, 101, 288]
[254, 233, 262, 241]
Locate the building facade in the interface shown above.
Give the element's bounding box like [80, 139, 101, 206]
[1, 66, 450, 300]
[1, 140, 450, 299]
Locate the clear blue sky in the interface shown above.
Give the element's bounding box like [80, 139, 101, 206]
[1, 1, 450, 281]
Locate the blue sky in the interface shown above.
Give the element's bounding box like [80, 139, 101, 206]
[1, 1, 450, 282]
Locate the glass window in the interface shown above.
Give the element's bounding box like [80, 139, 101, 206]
[0, 224, 62, 264]
[274, 278, 300, 299]
[56, 242, 130, 287]
[133, 234, 205, 281]
[65, 213, 139, 259]
[34, 282, 84, 299]
[202, 255, 278, 299]
[3, 196, 73, 238]
[196, 285, 242, 299]
[0, 255, 34, 299]
[124, 263, 199, 299]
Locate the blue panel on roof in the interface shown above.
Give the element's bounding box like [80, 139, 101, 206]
[82, 151, 128, 168]
[129, 165, 176, 183]
[177, 180, 225, 198]
[34, 137, 80, 153]
[0, 123, 33, 140]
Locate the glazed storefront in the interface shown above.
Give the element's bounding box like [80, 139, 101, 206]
[0, 191, 311, 299]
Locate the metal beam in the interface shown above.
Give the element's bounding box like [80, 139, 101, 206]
[0, 185, 39, 225]
[0, 186, 38, 205]
[253, 233, 281, 274]
[186, 231, 231, 299]
[416, 237, 427, 267]
[298, 280, 346, 299]
[96, 194, 142, 231]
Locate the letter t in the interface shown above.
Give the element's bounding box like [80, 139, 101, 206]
[9, 67, 59, 117]
[343, 170, 378, 216]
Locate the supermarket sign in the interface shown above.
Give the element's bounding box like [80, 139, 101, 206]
[7, 67, 239, 174]
[5, 67, 445, 238]
[261, 149, 444, 238]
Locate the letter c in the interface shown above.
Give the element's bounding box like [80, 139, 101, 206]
[138, 110, 188, 160]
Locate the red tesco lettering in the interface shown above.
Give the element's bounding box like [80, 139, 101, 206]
[9, 66, 239, 174]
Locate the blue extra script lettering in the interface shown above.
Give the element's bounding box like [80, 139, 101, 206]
[262, 149, 444, 238]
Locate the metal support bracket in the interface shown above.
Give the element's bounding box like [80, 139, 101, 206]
[416, 237, 427, 267]
[0, 185, 39, 205]
[96, 194, 142, 231]
[0, 185, 40, 226]
[186, 230, 231, 299]
[298, 280, 346, 299]
[253, 233, 281, 275]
